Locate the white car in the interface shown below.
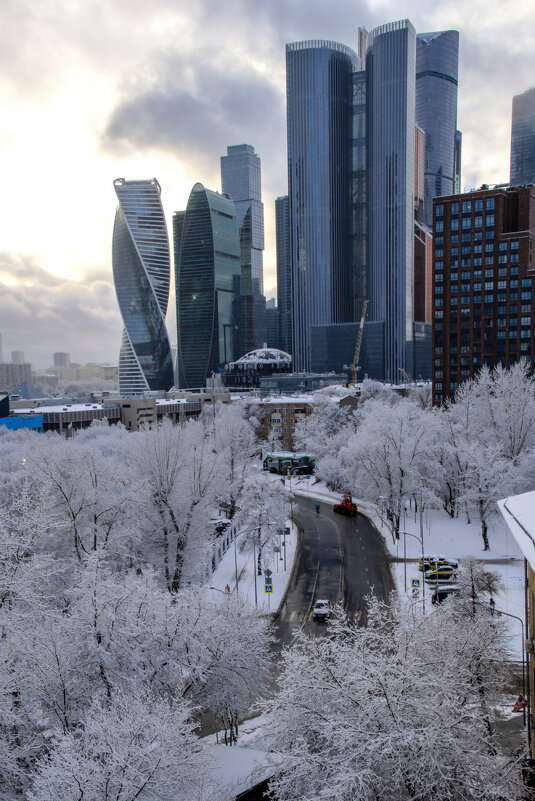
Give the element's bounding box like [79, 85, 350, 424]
[312, 599, 331, 619]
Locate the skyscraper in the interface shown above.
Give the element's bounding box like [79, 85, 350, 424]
[366, 19, 417, 382]
[286, 40, 358, 372]
[174, 184, 241, 389]
[415, 30, 459, 227]
[275, 195, 292, 355]
[220, 144, 265, 355]
[112, 178, 173, 395]
[510, 87, 535, 186]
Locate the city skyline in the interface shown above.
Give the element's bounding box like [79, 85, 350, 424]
[0, 0, 533, 367]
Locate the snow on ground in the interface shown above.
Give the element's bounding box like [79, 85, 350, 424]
[209, 518, 298, 615]
[293, 475, 526, 661]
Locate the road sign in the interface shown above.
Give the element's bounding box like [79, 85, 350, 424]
[264, 569, 273, 579]
[411, 578, 421, 589]
[264, 584, 273, 593]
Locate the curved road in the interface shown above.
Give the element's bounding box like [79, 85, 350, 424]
[275, 496, 394, 647]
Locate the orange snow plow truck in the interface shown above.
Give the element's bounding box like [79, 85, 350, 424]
[333, 493, 358, 517]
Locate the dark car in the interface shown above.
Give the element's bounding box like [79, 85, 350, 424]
[432, 586, 460, 604]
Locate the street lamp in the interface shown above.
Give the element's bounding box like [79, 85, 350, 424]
[495, 608, 527, 729]
[403, 530, 426, 612]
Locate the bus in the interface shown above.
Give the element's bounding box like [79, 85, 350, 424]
[262, 452, 314, 475]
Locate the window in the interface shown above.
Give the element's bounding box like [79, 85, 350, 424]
[462, 217, 472, 229]
[510, 266, 519, 276]
[434, 370, 443, 378]
[451, 247, 459, 256]
[451, 202, 459, 214]
[485, 257, 494, 265]
[461, 246, 471, 255]
[473, 295, 481, 304]
[485, 243, 494, 252]
[485, 281, 494, 289]
[474, 232, 483, 242]
[486, 197, 495, 210]
[434, 285, 443, 294]
[521, 304, 531, 313]
[510, 279, 518, 288]
[435, 220, 444, 233]
[450, 297, 458, 305]
[450, 284, 458, 293]
[497, 281, 507, 289]
[498, 293, 507, 302]
[461, 283, 471, 292]
[462, 200, 472, 213]
[435, 235, 444, 245]
[451, 234, 459, 244]
[435, 248, 444, 257]
[461, 271, 471, 279]
[434, 310, 443, 318]
[498, 255, 507, 264]
[450, 259, 459, 268]
[521, 329, 531, 339]
[521, 317, 531, 325]
[497, 331, 506, 340]
[474, 216, 483, 228]
[486, 229, 495, 239]
[462, 258, 471, 267]
[498, 241, 507, 251]
[435, 383, 443, 391]
[435, 273, 443, 282]
[522, 278, 532, 288]
[484, 294, 494, 303]
[511, 292, 519, 300]
[461, 296, 470, 304]
[435, 204, 444, 217]
[510, 252, 519, 262]
[475, 199, 483, 212]
[435, 297, 443, 306]
[474, 270, 482, 278]
[511, 240, 519, 250]
[435, 261, 444, 271]
[474, 257, 482, 266]
[451, 218, 459, 231]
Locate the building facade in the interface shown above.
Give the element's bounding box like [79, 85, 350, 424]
[112, 178, 173, 395]
[174, 184, 241, 389]
[275, 195, 292, 355]
[221, 144, 266, 354]
[432, 185, 535, 405]
[415, 30, 459, 227]
[366, 19, 417, 383]
[510, 88, 535, 187]
[286, 40, 358, 372]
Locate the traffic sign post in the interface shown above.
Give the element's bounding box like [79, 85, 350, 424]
[264, 584, 273, 593]
[410, 578, 421, 589]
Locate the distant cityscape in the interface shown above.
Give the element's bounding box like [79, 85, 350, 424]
[3, 16, 535, 405]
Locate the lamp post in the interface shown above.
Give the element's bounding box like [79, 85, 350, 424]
[495, 608, 527, 728]
[403, 530, 426, 612]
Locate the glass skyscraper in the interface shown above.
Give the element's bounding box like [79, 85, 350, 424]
[112, 178, 173, 395]
[415, 30, 459, 227]
[510, 87, 535, 186]
[174, 184, 241, 389]
[220, 144, 265, 355]
[275, 195, 292, 355]
[366, 19, 416, 382]
[286, 40, 358, 372]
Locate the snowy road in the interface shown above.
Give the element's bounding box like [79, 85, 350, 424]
[275, 497, 394, 646]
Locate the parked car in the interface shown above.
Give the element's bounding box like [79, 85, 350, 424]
[432, 586, 460, 604]
[312, 599, 331, 619]
[419, 555, 458, 573]
[425, 567, 457, 584]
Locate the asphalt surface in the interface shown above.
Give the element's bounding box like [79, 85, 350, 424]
[275, 496, 395, 647]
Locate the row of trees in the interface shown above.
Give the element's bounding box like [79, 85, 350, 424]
[296, 364, 535, 549]
[0, 405, 284, 798]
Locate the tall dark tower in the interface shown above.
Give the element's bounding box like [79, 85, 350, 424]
[286, 40, 358, 372]
[174, 184, 241, 389]
[221, 144, 265, 355]
[416, 30, 459, 227]
[510, 88, 535, 186]
[275, 195, 292, 356]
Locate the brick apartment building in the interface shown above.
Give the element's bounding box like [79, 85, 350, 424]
[432, 185, 535, 405]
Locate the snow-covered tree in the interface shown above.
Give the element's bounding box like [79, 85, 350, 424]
[265, 597, 522, 801]
[213, 402, 258, 519]
[27, 691, 204, 801]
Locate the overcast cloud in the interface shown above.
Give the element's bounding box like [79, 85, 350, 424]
[0, 0, 533, 368]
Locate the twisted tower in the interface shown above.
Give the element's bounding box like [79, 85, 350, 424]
[112, 178, 174, 394]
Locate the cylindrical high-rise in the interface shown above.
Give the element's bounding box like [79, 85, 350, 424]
[367, 20, 416, 382]
[286, 40, 358, 372]
[112, 178, 173, 395]
[175, 184, 241, 389]
[415, 30, 459, 227]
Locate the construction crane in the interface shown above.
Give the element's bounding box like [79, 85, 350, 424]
[346, 299, 368, 384]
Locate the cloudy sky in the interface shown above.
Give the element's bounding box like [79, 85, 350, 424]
[0, 0, 532, 369]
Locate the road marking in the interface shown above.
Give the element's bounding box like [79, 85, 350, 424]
[289, 610, 299, 622]
[303, 611, 310, 623]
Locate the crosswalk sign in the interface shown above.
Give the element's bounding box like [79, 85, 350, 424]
[264, 584, 273, 593]
[411, 578, 421, 589]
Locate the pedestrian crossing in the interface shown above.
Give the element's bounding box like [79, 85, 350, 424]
[282, 609, 362, 624]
